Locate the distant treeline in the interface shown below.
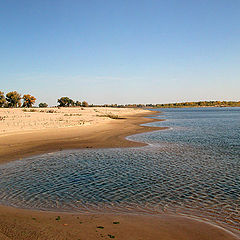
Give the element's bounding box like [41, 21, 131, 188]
[80, 101, 240, 108]
[75, 101, 240, 108]
[144, 101, 240, 108]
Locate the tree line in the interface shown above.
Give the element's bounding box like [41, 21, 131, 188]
[80, 101, 240, 108]
[0, 91, 36, 108]
[1, 91, 239, 109]
[146, 101, 240, 108]
[0, 91, 89, 108]
[57, 97, 89, 107]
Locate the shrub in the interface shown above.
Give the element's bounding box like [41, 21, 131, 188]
[82, 101, 89, 107]
[39, 102, 48, 108]
[97, 114, 124, 119]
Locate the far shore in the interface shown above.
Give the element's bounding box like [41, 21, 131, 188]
[0, 107, 239, 240]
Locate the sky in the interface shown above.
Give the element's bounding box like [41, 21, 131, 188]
[0, 0, 239, 106]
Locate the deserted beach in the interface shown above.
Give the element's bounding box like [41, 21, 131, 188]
[1, 0, 240, 239]
[0, 107, 239, 239]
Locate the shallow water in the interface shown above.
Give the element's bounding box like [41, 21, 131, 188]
[0, 107, 240, 230]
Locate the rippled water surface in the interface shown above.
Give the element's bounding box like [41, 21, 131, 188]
[0, 107, 240, 230]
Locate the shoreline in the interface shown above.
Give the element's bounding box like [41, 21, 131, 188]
[0, 110, 239, 239]
[0, 111, 164, 165]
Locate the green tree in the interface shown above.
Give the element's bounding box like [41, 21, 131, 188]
[22, 94, 36, 108]
[57, 97, 75, 107]
[68, 99, 75, 107]
[0, 91, 6, 107]
[58, 97, 70, 107]
[6, 91, 21, 107]
[39, 102, 48, 108]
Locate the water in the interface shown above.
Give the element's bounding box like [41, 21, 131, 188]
[0, 107, 240, 231]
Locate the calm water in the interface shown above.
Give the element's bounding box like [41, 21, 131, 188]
[0, 107, 240, 230]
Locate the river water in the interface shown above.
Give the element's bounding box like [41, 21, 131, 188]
[0, 107, 239, 231]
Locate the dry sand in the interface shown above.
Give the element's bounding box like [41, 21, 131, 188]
[0, 107, 151, 136]
[0, 107, 162, 164]
[0, 107, 239, 240]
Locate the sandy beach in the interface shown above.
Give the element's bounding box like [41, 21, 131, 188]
[0, 107, 162, 164]
[0, 107, 239, 240]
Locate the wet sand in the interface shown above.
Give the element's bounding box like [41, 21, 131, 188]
[0, 205, 239, 240]
[0, 108, 239, 240]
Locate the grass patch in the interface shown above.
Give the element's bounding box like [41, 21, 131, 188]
[55, 216, 61, 221]
[64, 113, 82, 116]
[46, 110, 56, 113]
[97, 226, 104, 229]
[97, 114, 125, 119]
[108, 234, 115, 238]
[22, 109, 37, 112]
[22, 109, 56, 113]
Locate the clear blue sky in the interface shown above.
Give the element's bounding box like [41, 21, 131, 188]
[0, 0, 239, 106]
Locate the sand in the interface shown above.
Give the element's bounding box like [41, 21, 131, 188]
[0, 107, 239, 240]
[0, 205, 239, 240]
[0, 107, 162, 164]
[0, 107, 151, 136]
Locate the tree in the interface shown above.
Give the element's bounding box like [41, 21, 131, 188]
[82, 101, 89, 107]
[58, 97, 70, 107]
[75, 101, 81, 107]
[39, 102, 48, 108]
[6, 91, 21, 107]
[57, 97, 75, 107]
[22, 94, 36, 108]
[68, 99, 75, 107]
[0, 91, 6, 107]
